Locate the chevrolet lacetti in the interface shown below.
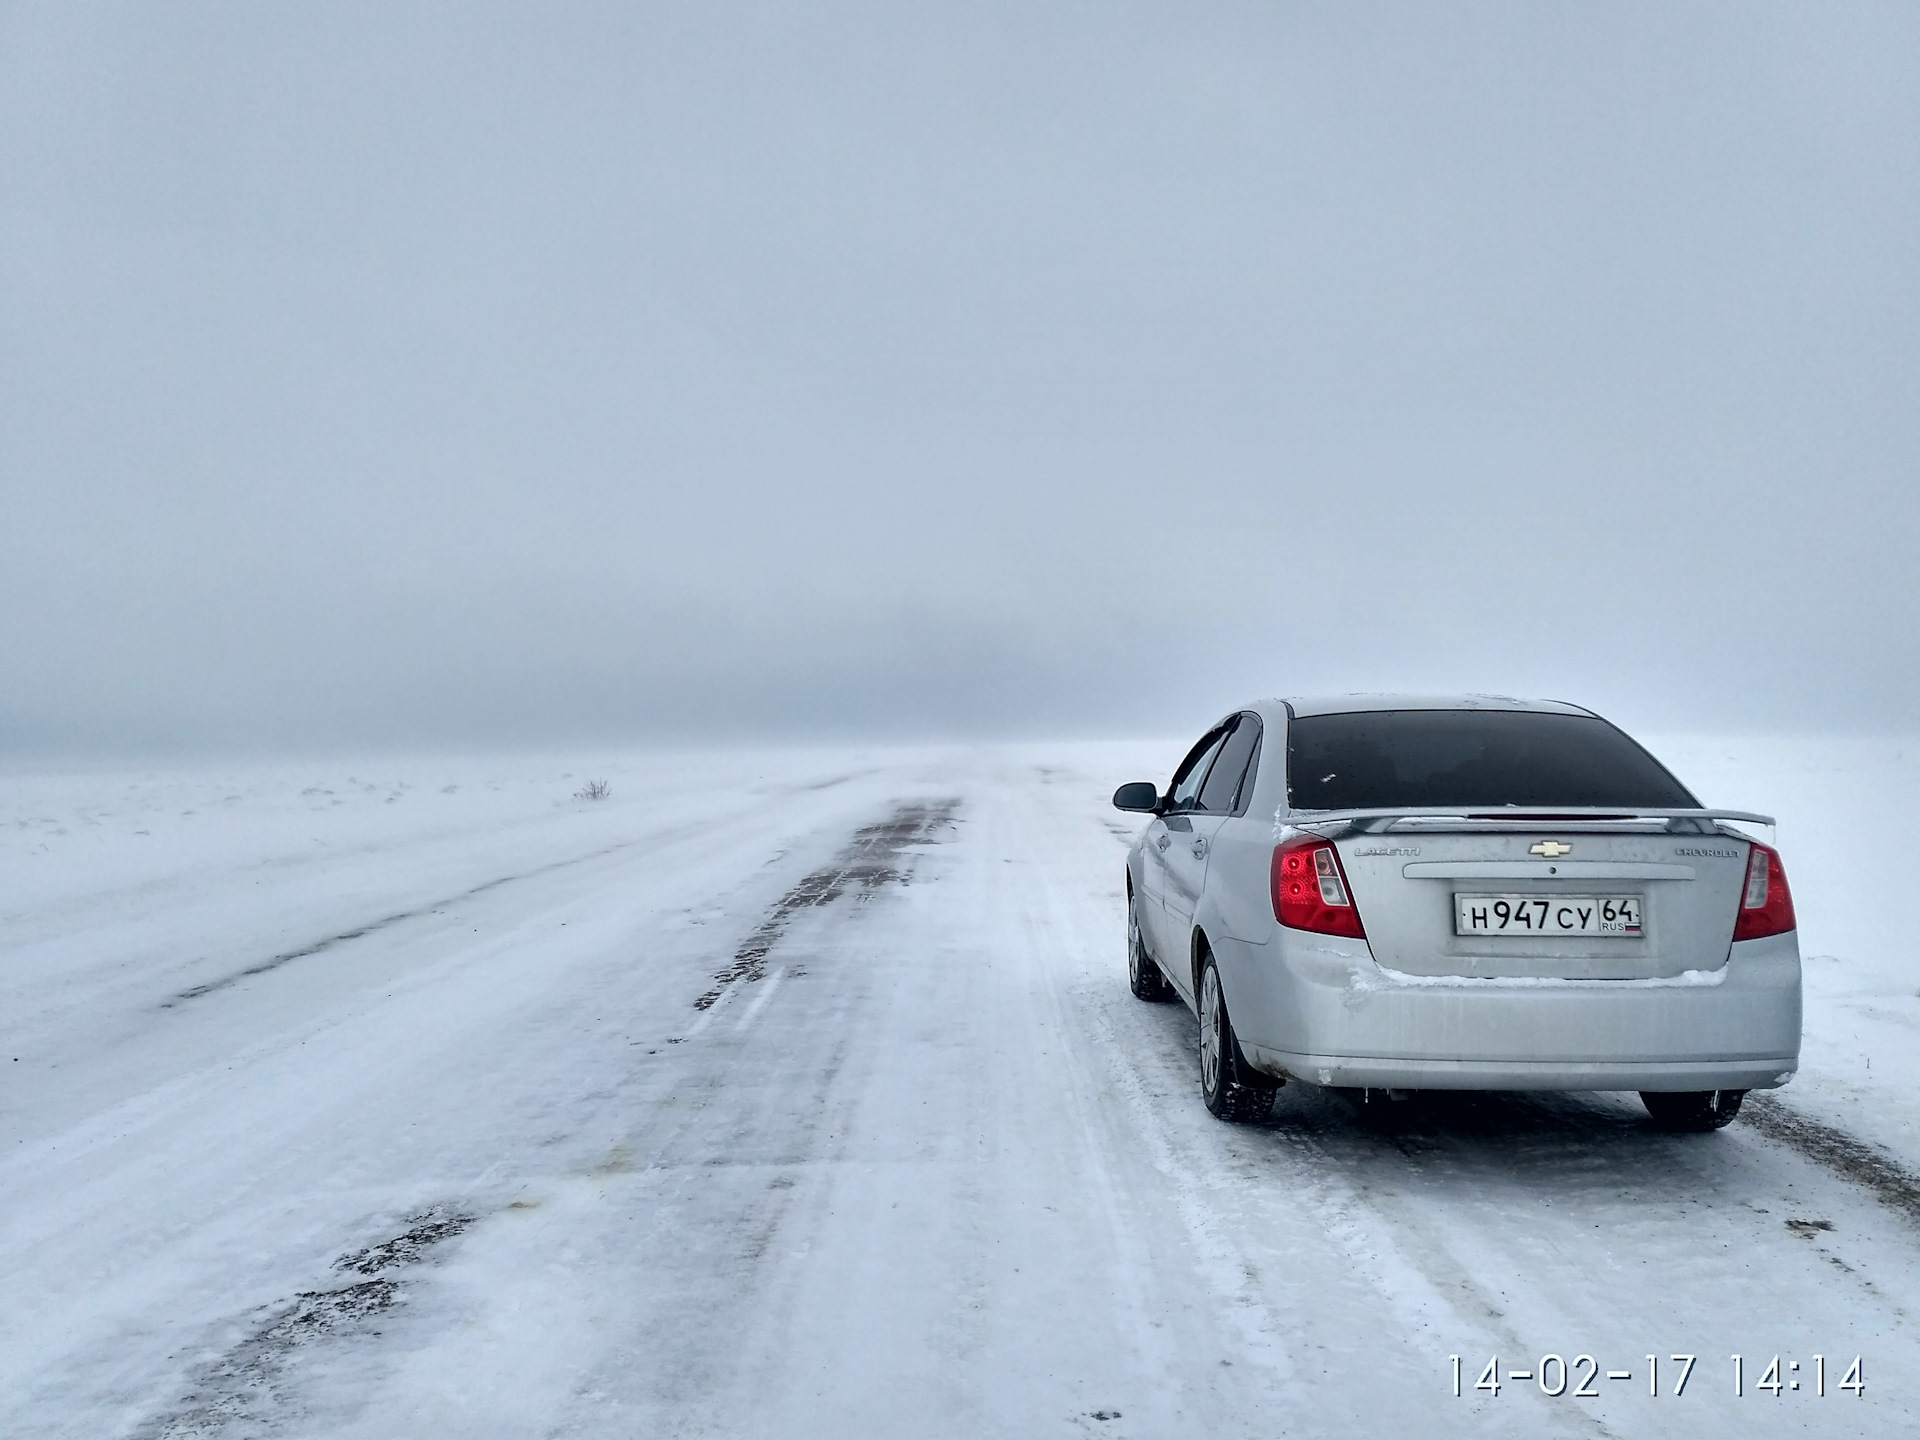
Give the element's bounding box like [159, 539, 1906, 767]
[1113, 697, 1801, 1131]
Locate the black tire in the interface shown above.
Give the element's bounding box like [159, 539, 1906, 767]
[1127, 891, 1174, 1001]
[1641, 1089, 1746, 1131]
[1199, 955, 1275, 1123]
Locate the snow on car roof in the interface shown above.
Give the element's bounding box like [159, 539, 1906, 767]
[1276, 694, 1595, 718]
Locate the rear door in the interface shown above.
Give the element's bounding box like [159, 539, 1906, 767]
[1142, 724, 1231, 981]
[1160, 715, 1261, 986]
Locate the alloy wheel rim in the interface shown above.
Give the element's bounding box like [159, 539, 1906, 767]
[1200, 967, 1222, 1094]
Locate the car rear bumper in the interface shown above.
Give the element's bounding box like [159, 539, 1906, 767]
[1243, 1049, 1798, 1092]
[1228, 929, 1802, 1093]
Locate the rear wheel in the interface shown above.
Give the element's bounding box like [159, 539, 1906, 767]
[1127, 892, 1174, 1001]
[1641, 1089, 1746, 1131]
[1199, 956, 1275, 1123]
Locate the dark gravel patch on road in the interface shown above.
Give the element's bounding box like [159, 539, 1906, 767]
[695, 798, 960, 1010]
[136, 1207, 476, 1438]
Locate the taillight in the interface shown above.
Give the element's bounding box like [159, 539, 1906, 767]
[1732, 840, 1796, 941]
[1271, 834, 1366, 938]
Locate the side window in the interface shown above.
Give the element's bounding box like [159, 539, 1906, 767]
[1198, 714, 1261, 814]
[1165, 727, 1230, 813]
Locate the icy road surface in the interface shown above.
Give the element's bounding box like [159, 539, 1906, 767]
[3, 741, 1919, 1438]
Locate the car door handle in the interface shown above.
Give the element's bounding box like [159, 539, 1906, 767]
[1192, 837, 1208, 858]
[1156, 834, 1171, 852]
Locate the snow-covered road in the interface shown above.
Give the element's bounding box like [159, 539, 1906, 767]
[4, 743, 1917, 1437]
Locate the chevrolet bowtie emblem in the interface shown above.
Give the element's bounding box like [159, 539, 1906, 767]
[1529, 840, 1574, 858]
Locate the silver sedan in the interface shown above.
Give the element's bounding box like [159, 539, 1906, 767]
[1114, 696, 1801, 1131]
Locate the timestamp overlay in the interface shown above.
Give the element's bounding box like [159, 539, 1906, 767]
[1449, 1351, 1866, 1401]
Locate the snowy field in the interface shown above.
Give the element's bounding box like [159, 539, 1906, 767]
[3, 737, 1918, 1438]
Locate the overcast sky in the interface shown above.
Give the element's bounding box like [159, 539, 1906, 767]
[3, 2, 1917, 753]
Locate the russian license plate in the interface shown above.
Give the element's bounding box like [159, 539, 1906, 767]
[1454, 894, 1642, 936]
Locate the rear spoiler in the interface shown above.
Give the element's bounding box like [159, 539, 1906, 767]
[1283, 806, 1776, 832]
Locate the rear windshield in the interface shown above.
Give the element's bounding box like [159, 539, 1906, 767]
[1286, 710, 1697, 810]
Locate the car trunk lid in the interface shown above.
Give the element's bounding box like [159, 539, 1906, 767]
[1332, 821, 1752, 979]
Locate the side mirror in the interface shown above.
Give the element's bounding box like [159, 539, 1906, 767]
[1112, 781, 1161, 813]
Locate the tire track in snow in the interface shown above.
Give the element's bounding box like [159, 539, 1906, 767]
[1091, 996, 1637, 1440]
[1046, 775, 1616, 1436]
[1741, 1093, 1920, 1230]
[692, 798, 959, 1010]
[532, 811, 963, 1432]
[1263, 1107, 1629, 1440]
[162, 840, 641, 1006]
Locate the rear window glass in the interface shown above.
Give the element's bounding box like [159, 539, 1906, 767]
[1286, 710, 1697, 810]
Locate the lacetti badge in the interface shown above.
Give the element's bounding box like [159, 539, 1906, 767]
[1529, 840, 1574, 858]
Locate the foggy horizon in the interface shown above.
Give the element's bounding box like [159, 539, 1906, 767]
[6, 2, 1918, 758]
